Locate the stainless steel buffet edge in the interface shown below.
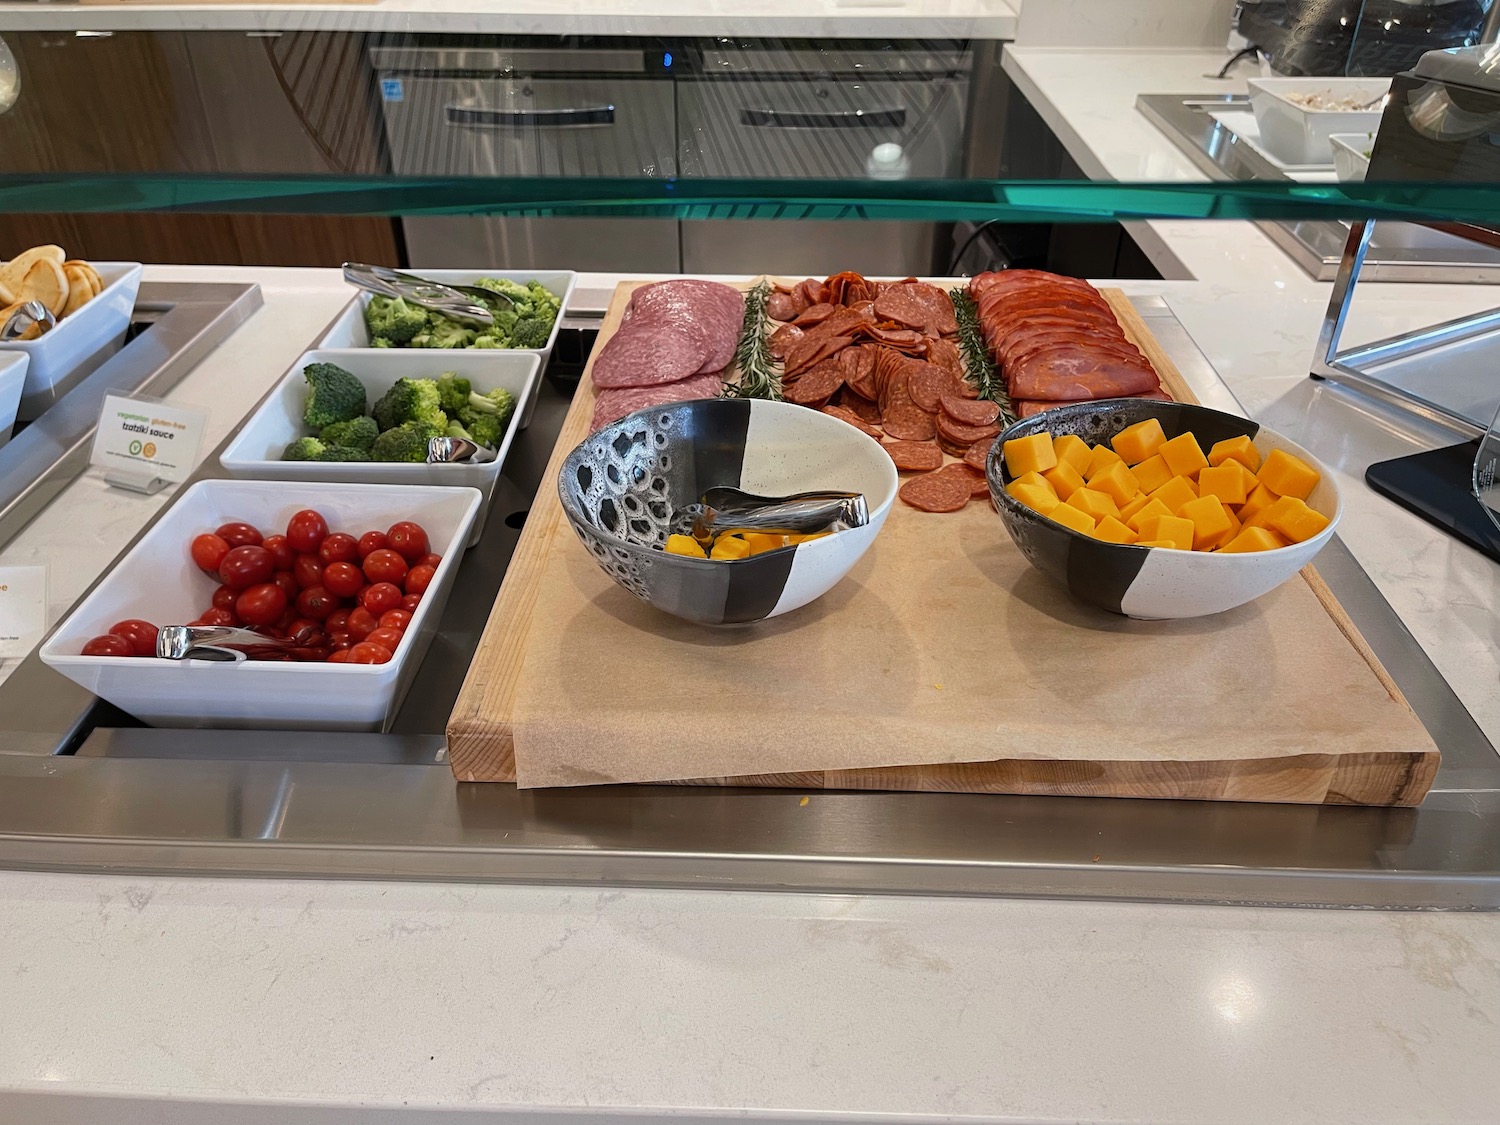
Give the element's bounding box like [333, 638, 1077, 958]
[1, 294, 1497, 909]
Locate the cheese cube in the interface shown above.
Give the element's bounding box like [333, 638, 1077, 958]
[1263, 496, 1331, 543]
[1091, 516, 1138, 544]
[1208, 434, 1262, 473]
[1135, 514, 1195, 551]
[1136, 538, 1181, 549]
[1013, 471, 1057, 496]
[710, 534, 751, 560]
[1158, 432, 1209, 479]
[1118, 492, 1154, 523]
[1052, 434, 1092, 475]
[1258, 449, 1319, 500]
[1130, 454, 1173, 495]
[1197, 463, 1248, 506]
[1206, 504, 1242, 552]
[1041, 461, 1086, 502]
[1125, 497, 1173, 535]
[1148, 475, 1198, 516]
[1048, 501, 1096, 535]
[1178, 495, 1234, 551]
[743, 532, 790, 554]
[1228, 459, 1259, 496]
[1110, 418, 1167, 465]
[665, 534, 707, 558]
[1237, 481, 1278, 523]
[1069, 487, 1120, 522]
[1004, 433, 1057, 478]
[1007, 481, 1060, 515]
[1218, 526, 1289, 554]
[1088, 460, 1141, 507]
[1084, 443, 1124, 481]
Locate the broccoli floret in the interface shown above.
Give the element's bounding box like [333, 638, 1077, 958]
[319, 415, 379, 452]
[282, 436, 328, 461]
[509, 315, 551, 349]
[474, 278, 533, 308]
[445, 417, 474, 441]
[363, 295, 428, 345]
[315, 445, 368, 462]
[371, 378, 444, 432]
[370, 418, 445, 463]
[411, 318, 477, 350]
[436, 372, 472, 414]
[469, 336, 504, 350]
[455, 387, 515, 448]
[302, 363, 367, 431]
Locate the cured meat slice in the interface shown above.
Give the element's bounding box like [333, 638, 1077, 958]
[766, 291, 798, 323]
[590, 370, 725, 431]
[793, 302, 837, 327]
[909, 362, 964, 413]
[785, 334, 853, 377]
[822, 405, 883, 440]
[924, 336, 964, 380]
[881, 440, 944, 472]
[1007, 351, 1161, 402]
[768, 323, 804, 361]
[842, 390, 881, 424]
[882, 403, 936, 443]
[797, 306, 869, 344]
[970, 269, 1102, 297]
[856, 324, 927, 351]
[940, 396, 1001, 426]
[936, 412, 1002, 446]
[1014, 400, 1051, 419]
[838, 345, 877, 401]
[796, 278, 827, 309]
[998, 333, 1141, 368]
[591, 324, 709, 388]
[824, 271, 876, 306]
[873, 281, 958, 337]
[964, 440, 994, 473]
[784, 356, 844, 406]
[899, 465, 974, 513]
[956, 464, 991, 497]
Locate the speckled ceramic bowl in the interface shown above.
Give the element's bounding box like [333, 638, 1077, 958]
[987, 399, 1342, 619]
[560, 397, 897, 625]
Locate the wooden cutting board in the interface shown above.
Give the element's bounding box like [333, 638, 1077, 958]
[446, 283, 1439, 805]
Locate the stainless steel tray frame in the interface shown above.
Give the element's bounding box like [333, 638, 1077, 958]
[1, 296, 1497, 909]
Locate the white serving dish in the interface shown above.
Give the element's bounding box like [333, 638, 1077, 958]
[219, 348, 537, 544]
[40, 479, 482, 731]
[1246, 77, 1389, 166]
[1330, 132, 1373, 182]
[0, 352, 28, 448]
[0, 261, 143, 421]
[317, 269, 576, 429]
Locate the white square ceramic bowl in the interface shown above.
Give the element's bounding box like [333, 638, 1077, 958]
[218, 347, 537, 544]
[39, 479, 482, 731]
[1246, 78, 1389, 165]
[0, 262, 144, 420]
[316, 269, 576, 429]
[1329, 133, 1373, 182]
[0, 352, 29, 448]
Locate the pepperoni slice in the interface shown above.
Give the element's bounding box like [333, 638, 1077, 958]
[842, 391, 881, 424]
[936, 413, 1002, 446]
[881, 440, 944, 472]
[899, 465, 974, 513]
[939, 396, 1001, 427]
[964, 439, 994, 473]
[822, 405, 883, 440]
[784, 356, 844, 406]
[766, 291, 798, 323]
[909, 363, 963, 413]
[955, 463, 991, 497]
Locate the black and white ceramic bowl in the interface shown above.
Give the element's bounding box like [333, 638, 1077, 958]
[987, 399, 1342, 620]
[560, 397, 897, 626]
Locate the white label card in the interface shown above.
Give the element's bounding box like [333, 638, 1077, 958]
[0, 566, 47, 659]
[90, 394, 209, 485]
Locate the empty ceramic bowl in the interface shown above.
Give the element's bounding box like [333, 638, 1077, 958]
[559, 397, 897, 625]
[987, 399, 1342, 620]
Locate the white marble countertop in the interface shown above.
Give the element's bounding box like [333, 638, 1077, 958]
[0, 0, 1016, 37]
[1, 264, 1499, 1123]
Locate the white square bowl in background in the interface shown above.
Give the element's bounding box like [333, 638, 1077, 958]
[1246, 77, 1389, 165]
[0, 262, 144, 420]
[317, 269, 576, 429]
[1330, 133, 1373, 181]
[219, 347, 538, 544]
[39, 479, 482, 731]
[0, 352, 29, 448]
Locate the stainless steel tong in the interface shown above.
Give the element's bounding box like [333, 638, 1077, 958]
[0, 300, 56, 341]
[156, 625, 320, 663]
[686, 487, 868, 547]
[342, 262, 510, 327]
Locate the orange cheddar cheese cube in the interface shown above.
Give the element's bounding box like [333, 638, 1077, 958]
[1257, 448, 1319, 500]
[1092, 516, 1138, 544]
[710, 534, 752, 560]
[1118, 492, 1154, 523]
[1041, 461, 1086, 502]
[1069, 487, 1120, 522]
[1178, 495, 1234, 551]
[665, 534, 707, 558]
[1135, 513, 1194, 551]
[1125, 497, 1173, 535]
[1197, 463, 1248, 506]
[1084, 442, 1124, 481]
[1218, 526, 1289, 554]
[1263, 496, 1330, 543]
[1130, 454, 1173, 494]
[1227, 459, 1259, 496]
[1048, 501, 1096, 535]
[1205, 504, 1242, 551]
[1013, 471, 1056, 496]
[1110, 418, 1167, 465]
[1088, 460, 1141, 507]
[1208, 434, 1261, 473]
[1052, 434, 1092, 475]
[1158, 431, 1209, 479]
[1237, 481, 1278, 523]
[1007, 481, 1060, 515]
[1148, 475, 1198, 516]
[1003, 433, 1057, 478]
[1136, 538, 1180, 549]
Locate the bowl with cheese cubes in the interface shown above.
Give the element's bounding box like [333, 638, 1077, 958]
[987, 399, 1340, 619]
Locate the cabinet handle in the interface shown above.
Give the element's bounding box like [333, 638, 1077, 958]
[738, 106, 905, 129]
[445, 105, 615, 128]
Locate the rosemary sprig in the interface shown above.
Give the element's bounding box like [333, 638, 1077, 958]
[950, 287, 1015, 426]
[724, 279, 782, 401]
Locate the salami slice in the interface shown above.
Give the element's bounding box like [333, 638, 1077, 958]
[873, 282, 958, 336]
[766, 291, 798, 323]
[883, 405, 936, 443]
[924, 336, 965, 380]
[939, 396, 1001, 427]
[592, 324, 709, 388]
[785, 356, 844, 406]
[881, 440, 944, 472]
[955, 463, 991, 497]
[936, 412, 1002, 446]
[842, 391, 881, 424]
[793, 302, 837, 327]
[964, 439, 994, 473]
[822, 405, 883, 440]
[768, 323, 804, 361]
[590, 370, 725, 431]
[909, 363, 963, 413]
[899, 465, 973, 513]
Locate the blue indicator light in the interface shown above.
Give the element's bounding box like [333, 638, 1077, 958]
[663, 52, 673, 67]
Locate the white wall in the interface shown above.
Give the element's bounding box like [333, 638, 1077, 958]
[1014, 0, 1239, 48]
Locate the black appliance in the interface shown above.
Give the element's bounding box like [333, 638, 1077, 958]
[1235, 0, 1491, 76]
[1367, 44, 1500, 179]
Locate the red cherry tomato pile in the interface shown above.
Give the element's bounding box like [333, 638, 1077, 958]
[81, 510, 441, 666]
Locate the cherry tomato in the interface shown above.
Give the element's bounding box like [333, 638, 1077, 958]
[286, 509, 329, 555]
[292, 645, 332, 663]
[293, 554, 324, 590]
[200, 607, 237, 627]
[295, 586, 339, 621]
[286, 618, 320, 639]
[107, 619, 158, 657]
[365, 627, 405, 652]
[327, 650, 351, 664]
[190, 533, 230, 575]
[347, 641, 393, 665]
[404, 564, 436, 597]
[346, 607, 378, 641]
[385, 521, 430, 562]
[379, 609, 413, 631]
[235, 583, 287, 628]
[273, 572, 299, 603]
[323, 561, 364, 599]
[219, 545, 276, 591]
[212, 584, 238, 612]
[357, 530, 388, 559]
[362, 548, 408, 586]
[417, 553, 443, 571]
[401, 593, 422, 612]
[215, 521, 263, 550]
[360, 581, 404, 615]
[262, 533, 295, 571]
[329, 631, 352, 650]
[319, 533, 359, 566]
[325, 609, 351, 634]
[83, 633, 135, 657]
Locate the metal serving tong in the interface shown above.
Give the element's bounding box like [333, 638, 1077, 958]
[156, 624, 320, 663]
[0, 300, 56, 342]
[341, 262, 510, 327]
[426, 436, 497, 465]
[685, 487, 868, 547]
